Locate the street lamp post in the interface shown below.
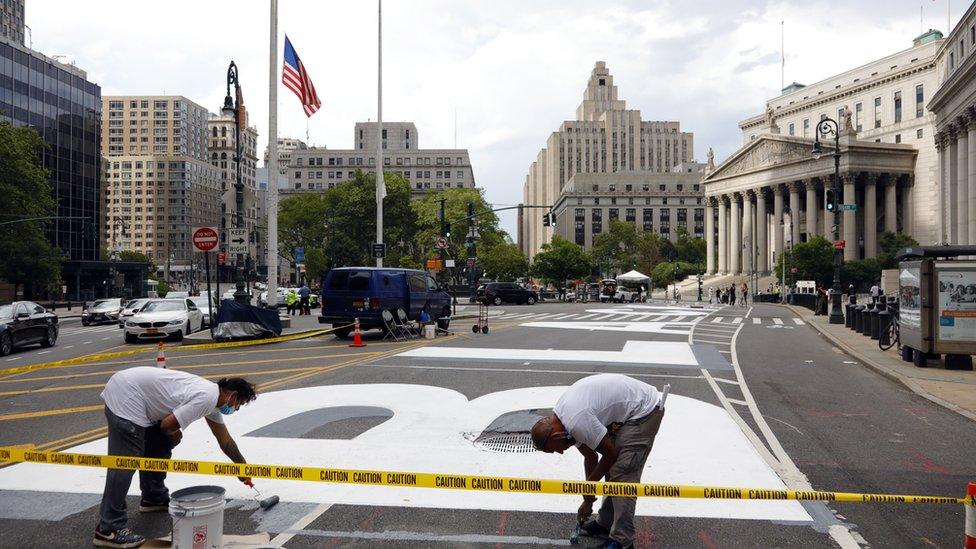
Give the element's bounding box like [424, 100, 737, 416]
[223, 61, 248, 304]
[811, 117, 845, 324]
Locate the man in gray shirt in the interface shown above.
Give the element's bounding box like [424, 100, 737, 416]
[93, 367, 257, 549]
[531, 374, 665, 549]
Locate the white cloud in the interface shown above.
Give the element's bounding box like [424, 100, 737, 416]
[25, 0, 967, 237]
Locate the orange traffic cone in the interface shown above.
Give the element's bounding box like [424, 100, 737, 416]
[349, 318, 366, 348]
[156, 341, 167, 368]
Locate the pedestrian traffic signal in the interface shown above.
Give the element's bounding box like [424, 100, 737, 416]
[825, 189, 836, 212]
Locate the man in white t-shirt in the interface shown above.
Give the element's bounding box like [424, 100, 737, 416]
[531, 374, 665, 549]
[93, 367, 257, 549]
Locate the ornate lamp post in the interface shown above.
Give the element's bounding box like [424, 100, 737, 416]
[811, 117, 845, 324]
[222, 61, 248, 304]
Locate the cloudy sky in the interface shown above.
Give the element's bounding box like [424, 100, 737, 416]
[27, 0, 966, 237]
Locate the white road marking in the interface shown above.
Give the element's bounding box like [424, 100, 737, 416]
[592, 314, 616, 321]
[101, 337, 111, 341]
[732, 317, 743, 324]
[5, 357, 22, 362]
[269, 502, 334, 547]
[550, 314, 576, 319]
[63, 345, 73, 349]
[574, 314, 598, 320]
[38, 351, 51, 355]
[521, 321, 692, 335]
[792, 318, 805, 325]
[399, 340, 699, 366]
[753, 317, 762, 324]
[374, 363, 705, 380]
[772, 318, 783, 325]
[712, 317, 724, 323]
[82, 341, 92, 345]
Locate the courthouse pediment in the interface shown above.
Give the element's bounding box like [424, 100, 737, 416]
[705, 136, 815, 181]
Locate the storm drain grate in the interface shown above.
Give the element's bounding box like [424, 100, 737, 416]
[473, 432, 536, 454]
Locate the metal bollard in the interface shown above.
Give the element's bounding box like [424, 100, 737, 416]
[869, 308, 881, 340]
[860, 306, 873, 336]
[854, 305, 866, 332]
[878, 310, 891, 347]
[845, 304, 853, 328]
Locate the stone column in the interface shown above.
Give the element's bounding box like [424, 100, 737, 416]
[842, 173, 858, 261]
[743, 191, 754, 275]
[958, 115, 971, 245]
[756, 188, 769, 274]
[730, 193, 741, 275]
[884, 175, 898, 235]
[863, 174, 878, 258]
[805, 181, 818, 239]
[773, 185, 784, 265]
[969, 109, 976, 245]
[936, 132, 947, 243]
[948, 126, 959, 244]
[788, 182, 802, 246]
[717, 196, 728, 274]
[904, 176, 914, 238]
[705, 198, 716, 274]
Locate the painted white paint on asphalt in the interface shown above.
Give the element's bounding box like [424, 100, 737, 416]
[772, 318, 783, 325]
[574, 314, 598, 320]
[399, 341, 698, 366]
[0, 384, 811, 522]
[712, 317, 724, 323]
[732, 317, 743, 324]
[519, 321, 692, 335]
[793, 318, 805, 325]
[753, 317, 761, 324]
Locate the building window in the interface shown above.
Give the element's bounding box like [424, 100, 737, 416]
[625, 208, 636, 223]
[893, 91, 902, 123]
[837, 107, 845, 122]
[855, 102, 863, 132]
[591, 209, 602, 234]
[575, 208, 585, 246]
[803, 119, 809, 137]
[874, 97, 882, 128]
[895, 134, 901, 144]
[609, 208, 619, 221]
[915, 84, 924, 118]
[642, 208, 653, 231]
[917, 128, 923, 139]
[788, 123, 794, 136]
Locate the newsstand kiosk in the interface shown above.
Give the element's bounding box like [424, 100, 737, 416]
[897, 246, 976, 370]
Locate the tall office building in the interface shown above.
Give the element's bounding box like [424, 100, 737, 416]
[1, 36, 105, 298]
[283, 121, 475, 198]
[101, 96, 220, 280]
[0, 0, 24, 45]
[263, 137, 306, 175]
[521, 61, 696, 259]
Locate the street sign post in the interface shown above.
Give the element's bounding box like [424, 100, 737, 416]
[834, 240, 846, 250]
[295, 247, 305, 265]
[192, 227, 219, 253]
[228, 228, 248, 255]
[217, 252, 226, 264]
[840, 204, 858, 211]
[435, 237, 448, 249]
[372, 243, 386, 259]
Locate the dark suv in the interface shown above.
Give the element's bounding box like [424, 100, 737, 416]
[477, 282, 538, 305]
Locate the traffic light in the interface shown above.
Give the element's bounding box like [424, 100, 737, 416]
[825, 189, 836, 212]
[549, 210, 556, 228]
[444, 222, 451, 238]
[542, 213, 550, 227]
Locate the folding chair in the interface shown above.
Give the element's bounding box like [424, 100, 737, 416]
[396, 308, 419, 338]
[381, 310, 401, 341]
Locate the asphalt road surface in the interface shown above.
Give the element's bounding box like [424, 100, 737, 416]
[0, 300, 971, 547]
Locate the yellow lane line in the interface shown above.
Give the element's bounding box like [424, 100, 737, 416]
[0, 404, 104, 422]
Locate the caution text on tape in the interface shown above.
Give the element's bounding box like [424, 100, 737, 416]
[0, 447, 965, 505]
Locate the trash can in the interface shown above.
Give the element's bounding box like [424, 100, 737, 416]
[169, 485, 226, 549]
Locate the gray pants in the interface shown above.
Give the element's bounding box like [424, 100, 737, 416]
[596, 407, 665, 546]
[98, 407, 172, 531]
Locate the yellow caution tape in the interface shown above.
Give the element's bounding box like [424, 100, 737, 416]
[0, 324, 351, 378]
[0, 447, 965, 504]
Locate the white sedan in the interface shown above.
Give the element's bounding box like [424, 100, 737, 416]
[124, 299, 204, 343]
[190, 295, 215, 327]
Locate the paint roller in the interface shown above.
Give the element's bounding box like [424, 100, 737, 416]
[244, 480, 279, 510]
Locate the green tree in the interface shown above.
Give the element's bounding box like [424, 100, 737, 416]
[0, 122, 62, 298]
[673, 227, 706, 264]
[478, 242, 528, 281]
[650, 260, 698, 288]
[635, 231, 664, 278]
[774, 235, 834, 287]
[530, 236, 593, 286]
[591, 220, 639, 275]
[877, 231, 918, 269]
[841, 258, 883, 292]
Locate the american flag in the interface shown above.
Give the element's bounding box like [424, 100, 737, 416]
[282, 35, 321, 117]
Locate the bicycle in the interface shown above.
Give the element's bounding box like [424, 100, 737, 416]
[879, 308, 900, 351]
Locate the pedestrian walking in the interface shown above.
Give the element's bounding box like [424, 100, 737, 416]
[707, 286, 713, 304]
[729, 284, 737, 307]
[531, 374, 666, 549]
[870, 281, 881, 305]
[741, 282, 748, 307]
[285, 288, 298, 316]
[94, 367, 257, 548]
[298, 283, 311, 315]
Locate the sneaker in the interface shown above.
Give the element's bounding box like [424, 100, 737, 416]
[579, 519, 611, 537]
[138, 497, 169, 512]
[92, 527, 146, 548]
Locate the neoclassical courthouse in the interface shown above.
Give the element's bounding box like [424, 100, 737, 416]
[703, 16, 976, 277]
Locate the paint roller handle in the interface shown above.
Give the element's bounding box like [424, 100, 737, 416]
[243, 478, 254, 488]
[660, 384, 670, 408]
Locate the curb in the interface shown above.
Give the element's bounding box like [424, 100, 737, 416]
[784, 304, 976, 423]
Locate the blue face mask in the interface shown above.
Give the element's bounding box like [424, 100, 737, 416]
[218, 404, 236, 415]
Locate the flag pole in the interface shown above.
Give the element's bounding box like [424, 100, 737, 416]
[375, 0, 385, 267]
[267, 0, 279, 307]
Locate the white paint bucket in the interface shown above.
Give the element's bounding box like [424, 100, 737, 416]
[169, 485, 225, 549]
[424, 324, 435, 339]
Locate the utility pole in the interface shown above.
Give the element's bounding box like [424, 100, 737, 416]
[374, 0, 385, 267]
[266, 0, 280, 308]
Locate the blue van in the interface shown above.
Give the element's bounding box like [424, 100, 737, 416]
[319, 267, 453, 338]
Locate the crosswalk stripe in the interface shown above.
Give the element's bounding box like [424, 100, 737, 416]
[593, 314, 616, 321]
[629, 314, 652, 321]
[648, 315, 667, 322]
[732, 317, 743, 324]
[712, 317, 724, 323]
[613, 314, 638, 320]
[551, 314, 576, 319]
[753, 317, 761, 324]
[773, 318, 783, 325]
[793, 318, 805, 325]
[575, 314, 598, 320]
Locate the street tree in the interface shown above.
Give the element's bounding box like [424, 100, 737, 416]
[775, 235, 834, 287]
[0, 122, 62, 298]
[673, 226, 706, 264]
[591, 220, 638, 275]
[530, 236, 593, 286]
[478, 242, 528, 281]
[877, 231, 918, 268]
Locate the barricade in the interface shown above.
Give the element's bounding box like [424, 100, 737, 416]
[0, 446, 967, 506]
[967, 481, 975, 548]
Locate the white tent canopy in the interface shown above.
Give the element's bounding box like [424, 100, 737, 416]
[616, 270, 650, 282]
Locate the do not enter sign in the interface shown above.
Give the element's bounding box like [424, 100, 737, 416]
[192, 227, 219, 252]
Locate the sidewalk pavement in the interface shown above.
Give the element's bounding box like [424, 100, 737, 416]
[787, 304, 976, 422]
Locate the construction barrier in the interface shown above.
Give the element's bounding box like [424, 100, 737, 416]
[0, 447, 967, 505]
[967, 481, 975, 548]
[0, 324, 353, 378]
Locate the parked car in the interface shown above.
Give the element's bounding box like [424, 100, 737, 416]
[82, 298, 124, 326]
[0, 301, 59, 356]
[260, 287, 320, 308]
[599, 279, 617, 303]
[117, 298, 152, 328]
[319, 267, 452, 338]
[477, 282, 538, 306]
[123, 298, 204, 343]
[190, 295, 216, 327]
[165, 291, 190, 299]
